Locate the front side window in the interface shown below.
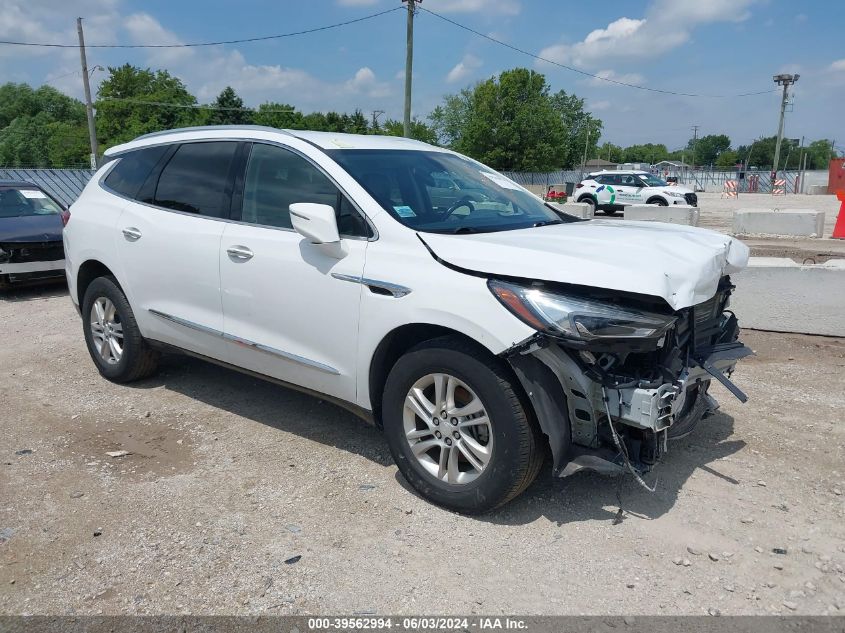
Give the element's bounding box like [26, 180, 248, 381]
[241, 143, 370, 237]
[327, 149, 560, 234]
[638, 173, 669, 187]
[103, 145, 169, 199]
[153, 142, 237, 217]
[0, 188, 62, 218]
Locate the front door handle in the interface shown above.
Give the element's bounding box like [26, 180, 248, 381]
[122, 227, 142, 242]
[226, 245, 254, 261]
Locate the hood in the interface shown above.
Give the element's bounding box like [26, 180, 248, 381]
[0, 214, 64, 243]
[419, 220, 749, 310]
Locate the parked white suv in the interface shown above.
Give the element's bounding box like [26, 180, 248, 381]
[576, 170, 697, 215]
[64, 126, 751, 513]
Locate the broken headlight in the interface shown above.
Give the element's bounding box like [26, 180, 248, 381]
[489, 280, 676, 341]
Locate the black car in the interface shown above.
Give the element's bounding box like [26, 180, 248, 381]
[0, 181, 69, 289]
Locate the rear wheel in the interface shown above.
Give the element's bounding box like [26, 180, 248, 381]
[382, 337, 543, 513]
[82, 277, 159, 383]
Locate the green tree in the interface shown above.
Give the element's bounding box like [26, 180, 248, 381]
[378, 118, 438, 144]
[597, 142, 623, 163]
[622, 143, 669, 164]
[95, 64, 198, 148]
[208, 86, 251, 126]
[252, 102, 302, 129]
[715, 149, 739, 168]
[0, 83, 88, 167]
[430, 68, 598, 171]
[804, 139, 837, 170]
[687, 134, 731, 166]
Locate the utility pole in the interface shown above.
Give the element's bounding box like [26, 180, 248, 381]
[579, 125, 591, 181]
[690, 125, 699, 169]
[77, 17, 99, 169]
[772, 73, 799, 178]
[371, 109, 385, 129]
[402, 0, 419, 138]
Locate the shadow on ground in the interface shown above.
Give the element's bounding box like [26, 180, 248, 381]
[0, 281, 68, 303]
[128, 353, 746, 526]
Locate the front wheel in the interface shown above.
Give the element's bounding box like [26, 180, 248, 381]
[382, 337, 543, 513]
[81, 276, 159, 383]
[647, 197, 669, 206]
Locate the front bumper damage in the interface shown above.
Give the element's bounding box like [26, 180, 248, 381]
[505, 277, 752, 479]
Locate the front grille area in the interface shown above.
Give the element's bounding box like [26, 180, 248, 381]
[0, 241, 64, 264]
[684, 192, 698, 207]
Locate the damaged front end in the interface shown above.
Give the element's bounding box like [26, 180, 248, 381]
[493, 277, 752, 479]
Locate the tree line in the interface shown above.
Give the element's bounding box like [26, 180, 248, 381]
[0, 64, 838, 171]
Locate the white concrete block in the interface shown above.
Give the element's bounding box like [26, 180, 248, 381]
[551, 202, 593, 219]
[731, 258, 845, 336]
[733, 208, 825, 237]
[622, 204, 700, 226]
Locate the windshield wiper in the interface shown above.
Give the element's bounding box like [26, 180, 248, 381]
[451, 226, 478, 234]
[532, 219, 563, 228]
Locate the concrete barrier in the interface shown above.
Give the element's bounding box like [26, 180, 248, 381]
[622, 204, 700, 226]
[550, 202, 593, 219]
[733, 208, 825, 237]
[731, 257, 845, 336]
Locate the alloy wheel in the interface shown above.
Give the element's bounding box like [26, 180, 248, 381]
[403, 373, 493, 485]
[89, 297, 124, 365]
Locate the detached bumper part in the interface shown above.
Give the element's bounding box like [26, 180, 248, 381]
[507, 339, 751, 479]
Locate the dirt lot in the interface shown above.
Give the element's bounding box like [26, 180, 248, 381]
[1, 285, 844, 616]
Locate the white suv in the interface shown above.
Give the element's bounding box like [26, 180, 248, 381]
[64, 126, 751, 513]
[576, 170, 697, 215]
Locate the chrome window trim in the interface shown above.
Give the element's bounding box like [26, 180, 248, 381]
[148, 309, 340, 375]
[99, 136, 379, 242]
[331, 272, 412, 298]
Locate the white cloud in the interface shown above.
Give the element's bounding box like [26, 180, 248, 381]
[538, 0, 759, 67]
[425, 0, 520, 15]
[589, 100, 611, 111]
[446, 53, 482, 83]
[830, 59, 845, 72]
[586, 69, 646, 87]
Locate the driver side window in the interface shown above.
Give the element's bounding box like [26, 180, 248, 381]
[241, 143, 371, 237]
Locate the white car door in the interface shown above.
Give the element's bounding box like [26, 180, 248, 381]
[219, 142, 370, 402]
[114, 140, 240, 361]
[616, 174, 645, 204]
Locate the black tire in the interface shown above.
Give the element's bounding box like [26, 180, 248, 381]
[604, 208, 619, 216]
[647, 197, 669, 206]
[81, 276, 159, 383]
[382, 336, 543, 513]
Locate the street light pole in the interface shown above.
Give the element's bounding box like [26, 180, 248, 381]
[402, 0, 419, 138]
[772, 73, 799, 178]
[77, 17, 99, 169]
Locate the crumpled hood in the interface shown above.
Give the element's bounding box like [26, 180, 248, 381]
[0, 214, 64, 243]
[420, 220, 749, 310]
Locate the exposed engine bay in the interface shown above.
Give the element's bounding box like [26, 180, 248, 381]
[504, 276, 752, 480]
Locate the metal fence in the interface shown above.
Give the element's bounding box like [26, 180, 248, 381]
[0, 168, 94, 207]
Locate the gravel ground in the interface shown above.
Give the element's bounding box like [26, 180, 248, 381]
[1, 286, 844, 617]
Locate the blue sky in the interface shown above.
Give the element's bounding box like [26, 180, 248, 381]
[1, 0, 843, 151]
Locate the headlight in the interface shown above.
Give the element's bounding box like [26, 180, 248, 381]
[663, 190, 684, 198]
[489, 280, 676, 341]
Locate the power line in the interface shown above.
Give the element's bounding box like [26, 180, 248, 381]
[0, 7, 402, 48]
[419, 6, 778, 99]
[98, 97, 297, 113]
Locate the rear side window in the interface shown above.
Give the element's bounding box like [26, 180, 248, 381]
[102, 145, 168, 199]
[153, 142, 237, 217]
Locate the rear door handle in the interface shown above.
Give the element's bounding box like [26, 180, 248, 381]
[122, 227, 142, 242]
[226, 245, 254, 261]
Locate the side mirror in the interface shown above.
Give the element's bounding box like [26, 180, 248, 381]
[289, 203, 346, 258]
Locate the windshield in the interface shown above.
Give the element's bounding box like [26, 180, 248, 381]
[638, 174, 669, 187]
[0, 188, 62, 219]
[326, 149, 561, 233]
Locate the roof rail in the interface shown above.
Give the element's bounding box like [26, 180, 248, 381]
[134, 125, 292, 141]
